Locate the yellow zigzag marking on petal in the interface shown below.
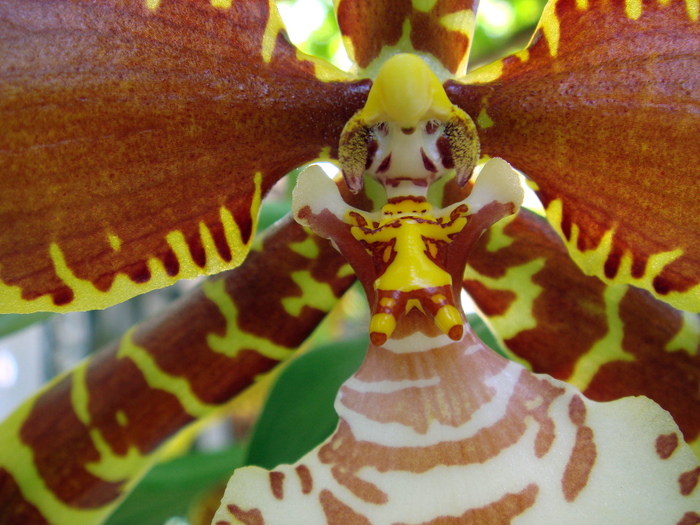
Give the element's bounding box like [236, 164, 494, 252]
[71, 363, 149, 487]
[1, 182, 260, 313]
[539, 0, 561, 56]
[49, 242, 174, 311]
[513, 48, 530, 63]
[666, 311, 700, 355]
[168, 198, 260, 276]
[288, 236, 320, 259]
[145, 0, 160, 11]
[337, 262, 355, 278]
[117, 329, 217, 418]
[412, 0, 439, 12]
[461, 41, 528, 85]
[440, 9, 475, 34]
[301, 48, 355, 82]
[483, 215, 515, 252]
[625, 0, 643, 19]
[0, 371, 120, 524]
[566, 284, 635, 390]
[464, 258, 546, 356]
[108, 233, 122, 252]
[202, 279, 295, 361]
[688, 0, 700, 21]
[211, 0, 232, 8]
[477, 106, 495, 129]
[546, 199, 699, 312]
[282, 271, 339, 317]
[262, 0, 285, 63]
[463, 60, 503, 84]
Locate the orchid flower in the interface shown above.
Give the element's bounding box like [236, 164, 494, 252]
[0, 0, 698, 524]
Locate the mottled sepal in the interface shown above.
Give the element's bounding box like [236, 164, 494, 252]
[464, 208, 700, 456]
[214, 314, 700, 524]
[0, 214, 354, 523]
[335, 0, 480, 78]
[0, 0, 369, 313]
[447, 0, 700, 312]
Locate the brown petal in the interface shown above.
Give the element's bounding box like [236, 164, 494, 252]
[0, 0, 369, 313]
[448, 0, 700, 311]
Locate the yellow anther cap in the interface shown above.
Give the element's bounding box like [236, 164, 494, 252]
[363, 54, 453, 128]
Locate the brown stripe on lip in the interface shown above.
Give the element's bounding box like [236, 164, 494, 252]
[562, 395, 596, 502]
[269, 471, 285, 500]
[395, 483, 538, 524]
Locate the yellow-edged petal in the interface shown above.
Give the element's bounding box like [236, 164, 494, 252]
[464, 207, 700, 457]
[0, 0, 369, 313]
[448, 0, 700, 311]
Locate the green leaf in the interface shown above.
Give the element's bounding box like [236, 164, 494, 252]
[0, 312, 51, 338]
[467, 312, 507, 357]
[245, 337, 368, 469]
[105, 445, 245, 525]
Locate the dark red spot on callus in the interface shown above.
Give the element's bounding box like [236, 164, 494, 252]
[421, 149, 438, 172]
[425, 120, 439, 134]
[365, 138, 378, 170]
[377, 154, 392, 174]
[448, 325, 463, 340]
[436, 135, 454, 169]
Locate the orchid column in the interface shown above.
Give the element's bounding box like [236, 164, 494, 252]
[213, 55, 700, 525]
